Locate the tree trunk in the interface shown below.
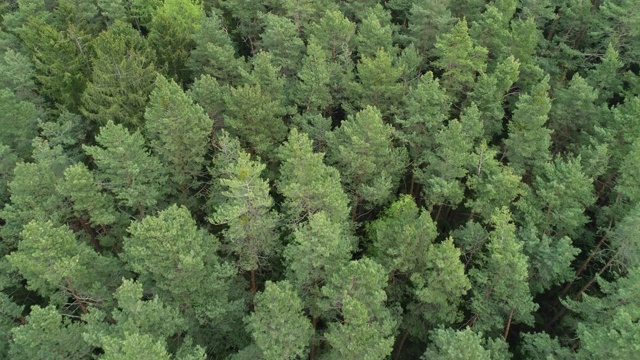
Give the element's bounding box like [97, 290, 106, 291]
[250, 269, 257, 297]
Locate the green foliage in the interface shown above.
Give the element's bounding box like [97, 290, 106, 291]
[321, 258, 396, 359]
[84, 122, 166, 217]
[187, 12, 246, 83]
[0, 140, 71, 251]
[293, 40, 332, 113]
[326, 106, 408, 217]
[470, 208, 537, 334]
[18, 18, 90, 112]
[7, 220, 119, 308]
[433, 18, 488, 98]
[368, 195, 438, 274]
[9, 305, 92, 360]
[0, 89, 40, 158]
[352, 48, 404, 117]
[57, 163, 117, 227]
[284, 211, 354, 315]
[422, 327, 510, 360]
[148, 0, 202, 83]
[566, 266, 640, 359]
[81, 20, 157, 128]
[504, 76, 552, 174]
[145, 74, 212, 197]
[277, 128, 350, 227]
[246, 281, 313, 360]
[223, 52, 289, 160]
[258, 13, 305, 77]
[209, 138, 279, 276]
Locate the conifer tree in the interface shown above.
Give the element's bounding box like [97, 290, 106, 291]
[354, 6, 395, 59]
[124, 205, 244, 353]
[321, 258, 396, 360]
[276, 129, 351, 227]
[504, 76, 552, 174]
[246, 281, 313, 360]
[469, 208, 537, 337]
[7, 220, 120, 312]
[8, 305, 92, 360]
[258, 13, 305, 77]
[293, 40, 332, 114]
[187, 12, 246, 83]
[0, 139, 71, 252]
[408, 0, 455, 57]
[83, 121, 166, 218]
[0, 89, 40, 158]
[18, 18, 90, 112]
[223, 52, 289, 161]
[209, 139, 279, 295]
[148, 0, 202, 83]
[81, 20, 157, 128]
[144, 75, 212, 199]
[326, 106, 408, 221]
[433, 18, 488, 98]
[83, 279, 206, 360]
[422, 327, 510, 360]
[352, 48, 404, 117]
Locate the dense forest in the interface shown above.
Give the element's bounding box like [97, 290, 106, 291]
[0, 0, 639, 358]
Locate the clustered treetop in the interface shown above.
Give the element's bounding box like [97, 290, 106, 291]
[0, 0, 639, 359]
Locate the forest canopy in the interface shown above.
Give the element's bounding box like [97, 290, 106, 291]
[1, 0, 640, 359]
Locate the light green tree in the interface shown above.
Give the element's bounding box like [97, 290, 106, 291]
[246, 281, 313, 360]
[276, 128, 350, 227]
[144, 74, 212, 199]
[326, 106, 408, 221]
[504, 76, 552, 174]
[8, 305, 92, 360]
[83, 121, 166, 218]
[433, 18, 488, 98]
[148, 0, 202, 83]
[469, 208, 537, 337]
[321, 258, 396, 360]
[422, 327, 510, 360]
[209, 137, 279, 295]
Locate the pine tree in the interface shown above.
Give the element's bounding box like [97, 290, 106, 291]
[83, 121, 166, 218]
[293, 40, 332, 114]
[567, 266, 640, 359]
[0, 89, 40, 158]
[469, 208, 537, 337]
[276, 129, 350, 227]
[144, 74, 212, 199]
[326, 106, 408, 221]
[223, 52, 289, 161]
[81, 20, 157, 128]
[7, 220, 120, 312]
[246, 281, 313, 360]
[321, 258, 396, 360]
[352, 48, 404, 117]
[8, 305, 92, 360]
[18, 18, 90, 112]
[0, 139, 71, 252]
[422, 327, 510, 360]
[148, 0, 202, 83]
[209, 139, 279, 296]
[124, 205, 244, 353]
[504, 76, 552, 174]
[258, 13, 305, 77]
[408, 0, 455, 57]
[354, 6, 395, 59]
[283, 211, 354, 353]
[187, 12, 246, 83]
[82, 279, 206, 359]
[433, 18, 488, 98]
